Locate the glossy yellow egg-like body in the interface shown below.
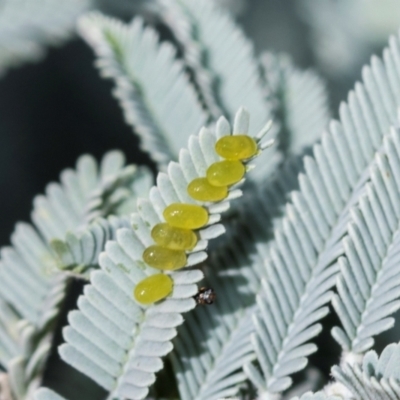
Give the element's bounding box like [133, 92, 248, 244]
[215, 135, 257, 160]
[143, 245, 187, 270]
[151, 223, 197, 250]
[163, 203, 208, 229]
[206, 160, 245, 187]
[187, 178, 228, 202]
[134, 274, 173, 304]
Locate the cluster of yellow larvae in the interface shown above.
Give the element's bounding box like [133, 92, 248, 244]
[134, 134, 259, 305]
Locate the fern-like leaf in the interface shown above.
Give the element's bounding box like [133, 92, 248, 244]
[167, 51, 333, 399]
[78, 12, 208, 167]
[261, 52, 330, 155]
[158, 0, 221, 118]
[169, 152, 308, 400]
[0, 301, 22, 364]
[32, 151, 151, 239]
[84, 163, 153, 223]
[59, 108, 273, 399]
[47, 156, 152, 275]
[331, 125, 400, 354]
[0, 0, 91, 76]
[170, 267, 256, 400]
[168, 54, 331, 399]
[50, 215, 131, 276]
[0, 151, 148, 399]
[332, 342, 400, 399]
[168, 142, 316, 400]
[0, 225, 61, 329]
[244, 29, 400, 395]
[159, 0, 271, 135]
[160, 0, 285, 191]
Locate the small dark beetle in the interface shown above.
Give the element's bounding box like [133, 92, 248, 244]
[194, 287, 216, 305]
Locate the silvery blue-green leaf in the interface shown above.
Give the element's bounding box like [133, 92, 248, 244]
[0, 301, 20, 364]
[0, 0, 92, 76]
[332, 342, 400, 400]
[0, 224, 58, 328]
[59, 109, 274, 400]
[5, 152, 151, 315]
[159, 0, 294, 185]
[160, 2, 329, 182]
[109, 165, 153, 217]
[50, 215, 131, 276]
[158, 0, 221, 118]
[0, 151, 147, 399]
[0, 318, 62, 400]
[0, 240, 69, 398]
[261, 52, 331, 155]
[244, 28, 400, 395]
[171, 274, 256, 400]
[49, 160, 153, 276]
[170, 149, 305, 400]
[85, 163, 153, 223]
[78, 12, 208, 167]
[364, 343, 400, 380]
[168, 122, 306, 400]
[331, 127, 400, 354]
[159, 0, 271, 136]
[32, 151, 152, 237]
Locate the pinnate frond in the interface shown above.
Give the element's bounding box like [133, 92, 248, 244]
[171, 267, 257, 400]
[84, 162, 153, 223]
[170, 150, 307, 400]
[78, 12, 208, 167]
[0, 225, 68, 399]
[59, 108, 274, 400]
[32, 151, 150, 239]
[160, 0, 271, 135]
[50, 215, 131, 276]
[168, 74, 320, 397]
[158, 0, 221, 118]
[332, 342, 400, 399]
[0, 151, 146, 399]
[332, 125, 400, 354]
[159, 0, 282, 185]
[46, 153, 152, 275]
[0, 224, 60, 328]
[16, 150, 133, 323]
[0, 301, 22, 364]
[244, 29, 400, 395]
[261, 52, 330, 155]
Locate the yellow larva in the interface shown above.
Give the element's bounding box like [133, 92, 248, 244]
[215, 135, 258, 160]
[143, 245, 187, 270]
[134, 273, 173, 305]
[163, 203, 209, 230]
[206, 160, 245, 187]
[151, 223, 197, 250]
[187, 177, 228, 202]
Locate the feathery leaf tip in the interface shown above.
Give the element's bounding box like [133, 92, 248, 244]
[59, 108, 274, 400]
